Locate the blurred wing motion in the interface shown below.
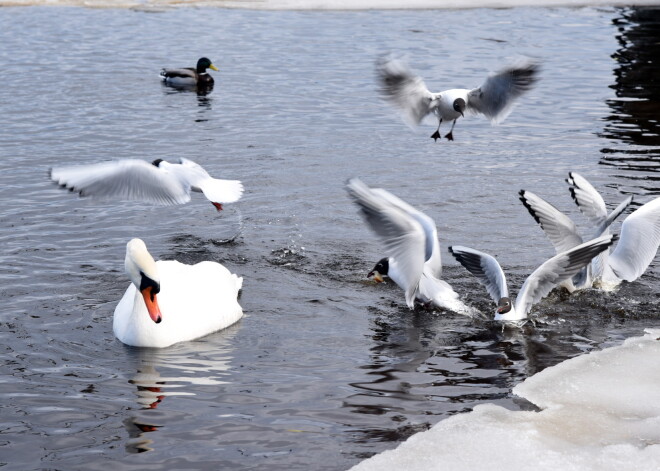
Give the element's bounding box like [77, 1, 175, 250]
[50, 160, 191, 206]
[346, 178, 426, 308]
[467, 60, 540, 123]
[376, 57, 434, 126]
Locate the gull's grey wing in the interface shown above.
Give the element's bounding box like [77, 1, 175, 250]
[50, 160, 191, 206]
[467, 60, 540, 124]
[376, 57, 435, 126]
[519, 190, 583, 253]
[346, 178, 426, 308]
[515, 234, 615, 317]
[448, 245, 508, 304]
[566, 172, 608, 225]
[159, 67, 196, 79]
[370, 188, 440, 275]
[608, 197, 660, 282]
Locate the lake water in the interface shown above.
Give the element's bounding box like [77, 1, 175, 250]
[0, 4, 659, 470]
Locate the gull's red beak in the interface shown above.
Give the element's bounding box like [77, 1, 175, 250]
[212, 202, 223, 211]
[140, 286, 162, 323]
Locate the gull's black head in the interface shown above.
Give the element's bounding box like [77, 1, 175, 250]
[497, 297, 512, 314]
[368, 258, 389, 282]
[453, 98, 466, 117]
[151, 159, 164, 167]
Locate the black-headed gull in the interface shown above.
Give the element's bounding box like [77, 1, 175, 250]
[346, 178, 473, 314]
[50, 158, 243, 211]
[449, 234, 615, 321]
[376, 56, 539, 141]
[520, 172, 660, 290]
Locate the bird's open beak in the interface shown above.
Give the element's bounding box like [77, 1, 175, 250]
[141, 286, 162, 323]
[209, 64, 219, 71]
[368, 271, 384, 283]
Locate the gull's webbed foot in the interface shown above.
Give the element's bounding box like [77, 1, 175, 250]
[445, 132, 454, 141]
[431, 130, 441, 142]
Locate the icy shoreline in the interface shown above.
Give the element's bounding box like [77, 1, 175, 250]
[2, 0, 660, 10]
[351, 328, 660, 471]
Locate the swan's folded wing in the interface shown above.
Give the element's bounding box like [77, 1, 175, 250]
[515, 234, 615, 316]
[346, 178, 425, 308]
[50, 160, 191, 206]
[448, 246, 508, 304]
[467, 60, 539, 124]
[376, 57, 434, 126]
[608, 197, 660, 282]
[519, 190, 583, 253]
[566, 172, 608, 225]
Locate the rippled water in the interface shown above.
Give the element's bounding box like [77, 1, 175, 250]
[0, 5, 659, 471]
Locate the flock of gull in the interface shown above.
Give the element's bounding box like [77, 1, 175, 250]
[48, 56, 660, 348]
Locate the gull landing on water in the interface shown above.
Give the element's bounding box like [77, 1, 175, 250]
[376, 56, 540, 141]
[520, 172, 660, 291]
[346, 178, 473, 315]
[50, 157, 243, 212]
[449, 234, 615, 321]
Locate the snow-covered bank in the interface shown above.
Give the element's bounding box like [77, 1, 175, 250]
[2, 0, 660, 9]
[351, 329, 660, 471]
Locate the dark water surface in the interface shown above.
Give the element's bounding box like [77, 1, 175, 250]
[1, 5, 659, 470]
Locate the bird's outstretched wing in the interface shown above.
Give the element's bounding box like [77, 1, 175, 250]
[519, 190, 583, 254]
[608, 197, 660, 282]
[50, 160, 191, 206]
[467, 60, 539, 123]
[376, 57, 435, 126]
[448, 245, 508, 305]
[515, 234, 615, 317]
[346, 178, 426, 309]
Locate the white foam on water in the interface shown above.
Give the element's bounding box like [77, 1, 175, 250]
[351, 328, 660, 471]
[2, 0, 660, 9]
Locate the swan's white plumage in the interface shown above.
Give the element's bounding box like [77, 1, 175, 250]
[113, 239, 243, 348]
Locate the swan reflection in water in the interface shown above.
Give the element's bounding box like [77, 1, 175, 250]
[122, 322, 241, 453]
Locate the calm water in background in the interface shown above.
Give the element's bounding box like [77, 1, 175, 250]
[0, 5, 659, 470]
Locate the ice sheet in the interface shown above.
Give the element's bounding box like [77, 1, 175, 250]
[351, 329, 660, 471]
[3, 0, 660, 10]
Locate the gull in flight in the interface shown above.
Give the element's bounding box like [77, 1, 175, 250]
[50, 158, 243, 212]
[449, 234, 615, 321]
[519, 172, 660, 291]
[346, 178, 473, 314]
[376, 56, 540, 141]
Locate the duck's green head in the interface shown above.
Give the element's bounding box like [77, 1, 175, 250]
[196, 57, 219, 73]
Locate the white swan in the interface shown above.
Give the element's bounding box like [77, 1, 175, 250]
[449, 235, 615, 321]
[346, 178, 473, 315]
[113, 239, 243, 348]
[50, 157, 243, 212]
[376, 56, 539, 141]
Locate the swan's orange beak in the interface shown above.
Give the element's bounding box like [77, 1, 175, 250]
[140, 286, 162, 323]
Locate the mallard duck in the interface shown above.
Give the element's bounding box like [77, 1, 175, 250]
[159, 57, 219, 87]
[113, 238, 244, 348]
